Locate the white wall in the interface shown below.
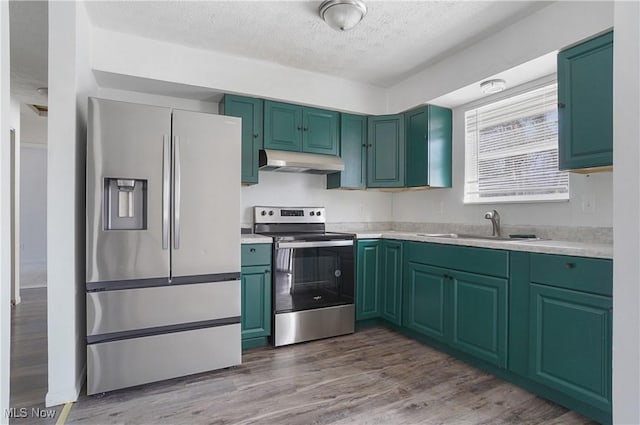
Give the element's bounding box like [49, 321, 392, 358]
[0, 0, 11, 421]
[613, 1, 640, 423]
[393, 79, 613, 229]
[387, 1, 614, 112]
[20, 145, 47, 286]
[46, 0, 97, 407]
[90, 27, 387, 115]
[241, 172, 392, 227]
[96, 87, 218, 114]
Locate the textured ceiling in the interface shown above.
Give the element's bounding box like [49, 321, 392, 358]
[10, 0, 48, 106]
[85, 1, 552, 88]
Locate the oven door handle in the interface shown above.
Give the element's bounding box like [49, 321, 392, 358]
[276, 240, 354, 249]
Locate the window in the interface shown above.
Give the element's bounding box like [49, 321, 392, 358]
[464, 83, 569, 204]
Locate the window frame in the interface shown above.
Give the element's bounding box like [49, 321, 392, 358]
[462, 74, 569, 205]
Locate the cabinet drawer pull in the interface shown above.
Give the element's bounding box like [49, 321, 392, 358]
[558, 102, 566, 109]
[565, 262, 576, 269]
[297, 126, 302, 131]
[265, 270, 270, 274]
[253, 133, 259, 138]
[250, 248, 256, 253]
[303, 127, 309, 131]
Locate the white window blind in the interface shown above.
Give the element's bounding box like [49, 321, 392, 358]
[464, 83, 569, 204]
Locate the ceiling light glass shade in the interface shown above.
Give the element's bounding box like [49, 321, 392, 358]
[320, 0, 367, 31]
[480, 79, 507, 94]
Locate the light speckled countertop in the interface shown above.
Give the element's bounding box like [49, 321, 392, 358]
[346, 231, 613, 259]
[241, 234, 273, 244]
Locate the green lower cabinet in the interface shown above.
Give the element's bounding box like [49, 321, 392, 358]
[380, 241, 403, 326]
[356, 240, 382, 320]
[449, 270, 508, 368]
[529, 283, 612, 413]
[403, 262, 448, 342]
[240, 265, 272, 340]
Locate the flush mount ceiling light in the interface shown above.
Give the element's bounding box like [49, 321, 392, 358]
[480, 79, 507, 94]
[320, 0, 367, 31]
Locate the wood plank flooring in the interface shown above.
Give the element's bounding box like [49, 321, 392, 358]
[65, 327, 594, 425]
[10, 287, 48, 409]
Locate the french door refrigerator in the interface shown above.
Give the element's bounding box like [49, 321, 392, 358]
[85, 97, 241, 395]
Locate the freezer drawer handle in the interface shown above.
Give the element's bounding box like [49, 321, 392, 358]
[173, 136, 181, 250]
[162, 135, 170, 250]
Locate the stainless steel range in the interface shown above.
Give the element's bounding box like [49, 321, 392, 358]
[254, 206, 355, 347]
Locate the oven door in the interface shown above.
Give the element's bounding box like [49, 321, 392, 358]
[273, 240, 354, 314]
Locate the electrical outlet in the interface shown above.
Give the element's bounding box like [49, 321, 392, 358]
[581, 194, 596, 213]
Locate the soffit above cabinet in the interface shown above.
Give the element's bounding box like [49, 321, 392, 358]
[84, 1, 550, 88]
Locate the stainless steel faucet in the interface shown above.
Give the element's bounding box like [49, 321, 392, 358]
[484, 210, 501, 237]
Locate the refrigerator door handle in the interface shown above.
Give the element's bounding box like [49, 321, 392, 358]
[173, 136, 181, 250]
[162, 135, 170, 250]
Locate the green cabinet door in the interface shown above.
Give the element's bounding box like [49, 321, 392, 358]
[405, 105, 452, 188]
[403, 262, 448, 342]
[264, 101, 303, 152]
[327, 113, 367, 189]
[221, 95, 263, 185]
[302, 107, 339, 155]
[449, 270, 508, 368]
[558, 31, 613, 170]
[367, 114, 405, 188]
[529, 283, 612, 413]
[356, 240, 381, 320]
[381, 240, 403, 326]
[241, 265, 272, 340]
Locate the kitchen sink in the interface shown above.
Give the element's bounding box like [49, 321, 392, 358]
[416, 233, 542, 242]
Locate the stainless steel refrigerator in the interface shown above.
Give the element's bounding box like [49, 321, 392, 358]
[85, 97, 242, 395]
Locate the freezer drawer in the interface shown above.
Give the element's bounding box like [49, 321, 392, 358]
[87, 323, 241, 395]
[87, 280, 240, 337]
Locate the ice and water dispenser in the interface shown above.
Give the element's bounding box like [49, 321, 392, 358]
[103, 178, 147, 230]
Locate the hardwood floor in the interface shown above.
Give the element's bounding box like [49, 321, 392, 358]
[10, 287, 48, 409]
[9, 287, 62, 425]
[66, 327, 594, 425]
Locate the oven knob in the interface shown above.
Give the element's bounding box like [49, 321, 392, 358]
[268, 210, 274, 216]
[316, 211, 322, 216]
[310, 211, 315, 216]
[260, 211, 266, 216]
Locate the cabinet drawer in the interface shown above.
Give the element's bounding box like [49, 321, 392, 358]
[241, 244, 272, 267]
[407, 242, 509, 278]
[530, 254, 612, 296]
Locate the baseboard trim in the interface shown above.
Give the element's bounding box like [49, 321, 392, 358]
[45, 364, 86, 407]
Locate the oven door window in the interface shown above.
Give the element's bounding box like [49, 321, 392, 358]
[274, 245, 354, 313]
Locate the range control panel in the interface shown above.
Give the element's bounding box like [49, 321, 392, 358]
[254, 206, 326, 224]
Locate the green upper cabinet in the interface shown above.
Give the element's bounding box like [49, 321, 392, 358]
[327, 113, 367, 189]
[381, 240, 403, 326]
[264, 101, 339, 155]
[558, 31, 613, 170]
[405, 105, 452, 188]
[220, 95, 263, 185]
[302, 107, 339, 155]
[356, 240, 382, 321]
[367, 114, 405, 188]
[264, 101, 303, 152]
